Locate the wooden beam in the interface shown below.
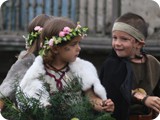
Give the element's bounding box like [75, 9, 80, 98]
[112, 0, 121, 23]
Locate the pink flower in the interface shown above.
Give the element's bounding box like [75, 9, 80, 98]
[34, 26, 41, 31]
[48, 39, 54, 46]
[59, 31, 66, 37]
[63, 27, 71, 33]
[38, 28, 43, 32]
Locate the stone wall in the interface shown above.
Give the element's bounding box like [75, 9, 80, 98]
[79, 0, 160, 35]
[121, 0, 160, 36]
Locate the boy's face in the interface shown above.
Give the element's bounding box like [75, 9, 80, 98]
[112, 30, 141, 58]
[56, 36, 81, 63]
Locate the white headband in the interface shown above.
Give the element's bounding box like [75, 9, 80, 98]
[112, 22, 145, 42]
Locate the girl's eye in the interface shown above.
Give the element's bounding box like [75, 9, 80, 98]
[70, 40, 81, 46]
[70, 42, 77, 46]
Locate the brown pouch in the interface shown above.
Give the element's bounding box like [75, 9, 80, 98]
[129, 111, 152, 120]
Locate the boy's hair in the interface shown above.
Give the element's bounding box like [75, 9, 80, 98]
[27, 14, 51, 55]
[40, 17, 77, 64]
[115, 12, 148, 39]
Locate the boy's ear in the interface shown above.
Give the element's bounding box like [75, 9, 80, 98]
[135, 40, 145, 49]
[139, 40, 145, 47]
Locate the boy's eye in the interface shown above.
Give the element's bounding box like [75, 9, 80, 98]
[121, 37, 133, 41]
[112, 36, 117, 40]
[121, 37, 128, 41]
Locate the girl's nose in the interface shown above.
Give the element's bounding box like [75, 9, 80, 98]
[77, 44, 81, 51]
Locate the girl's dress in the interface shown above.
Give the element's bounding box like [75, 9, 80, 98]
[0, 51, 35, 100]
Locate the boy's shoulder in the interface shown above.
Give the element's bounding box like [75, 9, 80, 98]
[146, 54, 160, 65]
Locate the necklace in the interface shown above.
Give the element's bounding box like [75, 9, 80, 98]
[45, 63, 68, 72]
[45, 64, 69, 90]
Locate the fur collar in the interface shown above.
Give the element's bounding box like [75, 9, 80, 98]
[19, 56, 107, 106]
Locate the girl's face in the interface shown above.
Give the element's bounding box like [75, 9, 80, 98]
[112, 31, 140, 58]
[56, 36, 81, 63]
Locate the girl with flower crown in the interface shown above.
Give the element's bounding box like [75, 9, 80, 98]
[17, 17, 114, 114]
[0, 14, 52, 110]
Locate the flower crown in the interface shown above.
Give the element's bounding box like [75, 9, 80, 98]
[39, 22, 88, 56]
[23, 26, 43, 49]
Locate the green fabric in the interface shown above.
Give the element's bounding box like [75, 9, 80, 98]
[130, 54, 160, 115]
[131, 54, 160, 95]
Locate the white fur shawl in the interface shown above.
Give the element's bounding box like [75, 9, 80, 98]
[19, 56, 107, 107]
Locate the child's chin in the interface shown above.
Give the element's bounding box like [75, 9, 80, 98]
[71, 58, 77, 62]
[71, 59, 76, 62]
